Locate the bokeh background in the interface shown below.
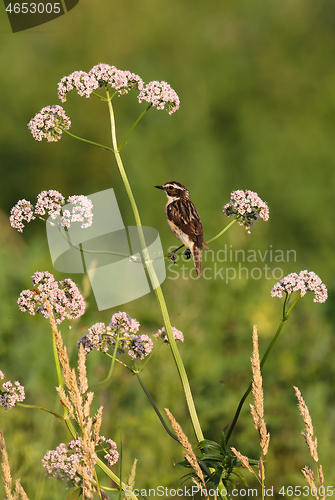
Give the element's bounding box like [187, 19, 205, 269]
[1, 0, 335, 498]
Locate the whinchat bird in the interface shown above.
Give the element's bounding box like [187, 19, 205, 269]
[155, 181, 209, 277]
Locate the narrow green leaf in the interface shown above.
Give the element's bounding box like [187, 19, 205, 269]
[198, 439, 221, 452]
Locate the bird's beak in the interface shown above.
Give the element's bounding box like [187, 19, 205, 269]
[155, 185, 164, 190]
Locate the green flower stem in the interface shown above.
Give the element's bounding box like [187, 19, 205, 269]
[285, 293, 301, 317]
[207, 219, 236, 245]
[135, 372, 178, 442]
[118, 104, 152, 151]
[63, 129, 114, 153]
[16, 403, 64, 420]
[91, 91, 109, 101]
[58, 225, 129, 259]
[225, 293, 301, 445]
[16, 400, 79, 451]
[89, 331, 121, 389]
[106, 90, 204, 443]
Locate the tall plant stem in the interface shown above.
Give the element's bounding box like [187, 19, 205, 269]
[106, 91, 204, 442]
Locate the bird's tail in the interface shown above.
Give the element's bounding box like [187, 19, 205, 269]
[192, 244, 203, 277]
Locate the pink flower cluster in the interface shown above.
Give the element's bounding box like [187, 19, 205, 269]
[9, 199, 36, 233]
[128, 334, 153, 360]
[98, 436, 119, 467]
[57, 70, 99, 102]
[28, 105, 71, 142]
[56, 63, 179, 114]
[43, 436, 119, 488]
[58, 63, 144, 102]
[78, 312, 153, 360]
[138, 80, 180, 115]
[42, 442, 82, 487]
[34, 189, 65, 219]
[9, 190, 93, 232]
[0, 370, 25, 410]
[18, 272, 86, 324]
[223, 190, 269, 233]
[89, 63, 145, 96]
[154, 326, 184, 343]
[271, 270, 328, 303]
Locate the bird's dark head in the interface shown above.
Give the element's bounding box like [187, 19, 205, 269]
[155, 181, 190, 201]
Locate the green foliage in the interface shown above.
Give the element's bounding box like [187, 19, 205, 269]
[1, 0, 335, 498]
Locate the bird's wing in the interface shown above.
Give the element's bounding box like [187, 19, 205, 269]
[168, 200, 205, 246]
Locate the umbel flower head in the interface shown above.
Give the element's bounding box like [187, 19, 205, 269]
[138, 80, 180, 114]
[42, 437, 119, 489]
[58, 63, 144, 102]
[78, 312, 153, 360]
[18, 271, 86, 324]
[9, 190, 93, 232]
[0, 370, 25, 410]
[34, 189, 65, 219]
[9, 199, 35, 233]
[223, 190, 269, 233]
[57, 70, 99, 102]
[28, 105, 71, 142]
[88, 64, 144, 95]
[56, 63, 179, 113]
[271, 270, 328, 303]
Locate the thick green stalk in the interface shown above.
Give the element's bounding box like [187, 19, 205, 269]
[106, 91, 204, 442]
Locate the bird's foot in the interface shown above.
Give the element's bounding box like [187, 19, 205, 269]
[168, 251, 177, 263]
[184, 248, 191, 260]
[168, 244, 185, 264]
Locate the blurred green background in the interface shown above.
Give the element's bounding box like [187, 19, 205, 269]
[0, 0, 335, 498]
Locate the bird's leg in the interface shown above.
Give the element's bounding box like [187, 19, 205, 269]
[168, 244, 185, 263]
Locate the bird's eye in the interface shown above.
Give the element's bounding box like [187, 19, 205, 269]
[168, 186, 173, 190]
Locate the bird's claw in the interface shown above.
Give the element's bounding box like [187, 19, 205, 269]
[168, 251, 177, 264]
